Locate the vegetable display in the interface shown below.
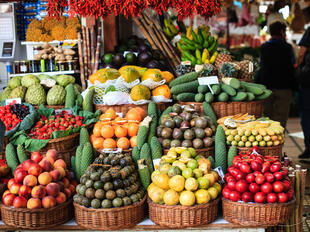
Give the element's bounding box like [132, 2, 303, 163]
[147, 147, 221, 206]
[223, 151, 294, 203]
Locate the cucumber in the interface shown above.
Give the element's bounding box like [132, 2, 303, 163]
[230, 92, 247, 101]
[169, 72, 199, 88]
[170, 80, 199, 95]
[246, 92, 255, 101]
[177, 93, 196, 102]
[198, 85, 209, 94]
[205, 92, 214, 103]
[211, 85, 220, 95]
[255, 89, 273, 100]
[195, 93, 204, 102]
[221, 83, 237, 96]
[217, 92, 229, 102]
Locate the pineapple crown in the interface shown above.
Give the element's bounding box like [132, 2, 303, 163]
[220, 62, 236, 77]
[199, 64, 215, 77]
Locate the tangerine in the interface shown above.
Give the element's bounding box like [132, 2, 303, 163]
[104, 108, 116, 120]
[130, 136, 137, 147]
[100, 125, 115, 138]
[117, 137, 130, 149]
[127, 123, 139, 137]
[115, 126, 128, 138]
[92, 137, 105, 149]
[90, 134, 100, 144]
[134, 107, 146, 119]
[126, 108, 142, 122]
[93, 124, 102, 137]
[103, 138, 117, 149]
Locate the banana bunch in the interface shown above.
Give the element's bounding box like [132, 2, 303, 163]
[177, 25, 218, 65]
[163, 18, 179, 38]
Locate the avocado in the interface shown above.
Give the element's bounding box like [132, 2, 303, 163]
[138, 51, 152, 66]
[113, 53, 125, 66]
[146, 60, 160, 69]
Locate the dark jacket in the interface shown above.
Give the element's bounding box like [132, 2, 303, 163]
[257, 38, 295, 90]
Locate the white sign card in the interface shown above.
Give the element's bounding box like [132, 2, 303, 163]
[198, 76, 219, 94]
[5, 98, 21, 105]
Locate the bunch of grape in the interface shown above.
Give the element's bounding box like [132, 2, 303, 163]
[10, 104, 30, 120]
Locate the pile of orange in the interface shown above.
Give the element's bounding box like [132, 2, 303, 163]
[90, 107, 145, 150]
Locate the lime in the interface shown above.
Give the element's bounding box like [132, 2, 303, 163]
[104, 53, 114, 64]
[187, 148, 197, 157]
[193, 169, 203, 178]
[125, 52, 136, 64]
[182, 168, 193, 179]
[180, 150, 191, 158]
[197, 177, 209, 189]
[187, 159, 198, 170]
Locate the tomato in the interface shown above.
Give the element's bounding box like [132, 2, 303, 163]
[282, 180, 291, 192]
[249, 183, 260, 194]
[241, 192, 253, 203]
[273, 172, 283, 181]
[261, 161, 271, 173]
[270, 163, 281, 173]
[254, 192, 266, 203]
[273, 181, 284, 193]
[222, 187, 231, 199]
[235, 180, 248, 193]
[255, 175, 266, 185]
[240, 163, 251, 174]
[267, 193, 278, 203]
[277, 193, 288, 203]
[227, 180, 236, 191]
[250, 160, 261, 172]
[229, 191, 241, 202]
[264, 172, 275, 183]
[246, 173, 255, 183]
[261, 182, 272, 194]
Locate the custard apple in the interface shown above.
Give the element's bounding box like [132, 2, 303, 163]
[56, 75, 75, 87]
[25, 84, 46, 105]
[0, 87, 12, 101]
[9, 86, 27, 101]
[21, 74, 40, 88]
[37, 74, 53, 81]
[47, 85, 66, 105]
[74, 84, 82, 94]
[41, 78, 56, 88]
[8, 76, 22, 89]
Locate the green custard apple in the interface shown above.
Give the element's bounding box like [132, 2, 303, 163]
[25, 84, 46, 105]
[46, 85, 66, 105]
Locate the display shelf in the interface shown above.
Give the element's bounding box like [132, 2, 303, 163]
[0, 217, 266, 231]
[21, 40, 78, 46]
[8, 70, 78, 78]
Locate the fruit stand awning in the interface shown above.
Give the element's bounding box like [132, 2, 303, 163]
[47, 0, 222, 20]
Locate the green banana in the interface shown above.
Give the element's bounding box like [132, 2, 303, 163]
[181, 34, 196, 46]
[163, 27, 174, 37]
[203, 40, 209, 48]
[180, 43, 195, 51]
[208, 36, 214, 44]
[201, 29, 208, 41]
[195, 49, 202, 61]
[192, 31, 200, 44]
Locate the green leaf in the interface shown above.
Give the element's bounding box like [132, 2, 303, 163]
[26, 139, 50, 152]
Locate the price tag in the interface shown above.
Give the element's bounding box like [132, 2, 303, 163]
[55, 109, 73, 115]
[214, 166, 225, 184]
[101, 148, 123, 153]
[123, 51, 139, 57]
[5, 98, 21, 105]
[181, 61, 191, 66]
[198, 76, 219, 94]
[60, 41, 77, 48]
[249, 61, 254, 73]
[153, 159, 161, 170]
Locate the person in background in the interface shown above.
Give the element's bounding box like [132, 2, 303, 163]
[257, 21, 296, 128]
[0, 119, 5, 152]
[294, 7, 310, 159]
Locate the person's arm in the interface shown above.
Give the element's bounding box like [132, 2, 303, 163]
[295, 46, 307, 68]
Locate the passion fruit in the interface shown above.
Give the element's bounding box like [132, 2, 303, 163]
[112, 198, 123, 207]
[101, 199, 112, 208]
[184, 129, 195, 140]
[161, 127, 172, 139]
[91, 199, 101, 208]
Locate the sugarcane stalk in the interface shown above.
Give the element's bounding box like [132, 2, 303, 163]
[94, 27, 102, 73]
[82, 26, 88, 79]
[132, 17, 157, 50]
[299, 169, 307, 231]
[90, 26, 95, 73]
[77, 32, 86, 90]
[86, 27, 91, 76]
[294, 166, 301, 232]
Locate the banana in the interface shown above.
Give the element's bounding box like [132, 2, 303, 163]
[164, 18, 170, 28]
[177, 42, 182, 53]
[204, 59, 210, 64]
[209, 51, 217, 64]
[201, 48, 209, 63]
[163, 27, 174, 38]
[186, 26, 193, 40]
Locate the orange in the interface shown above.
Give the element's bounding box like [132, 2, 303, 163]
[126, 108, 142, 122]
[115, 126, 128, 138]
[161, 71, 174, 83]
[134, 107, 146, 119]
[93, 124, 102, 137]
[114, 117, 127, 125]
[100, 125, 115, 138]
[90, 134, 100, 144]
[104, 108, 116, 120]
[130, 136, 137, 147]
[103, 138, 117, 149]
[100, 114, 111, 122]
[127, 123, 139, 137]
[92, 137, 105, 149]
[117, 137, 130, 149]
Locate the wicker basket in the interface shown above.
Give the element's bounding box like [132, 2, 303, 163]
[222, 197, 296, 226]
[40, 132, 80, 152]
[178, 101, 263, 118]
[95, 102, 171, 115]
[74, 196, 146, 230]
[0, 199, 73, 229]
[34, 105, 64, 110]
[237, 144, 283, 158]
[164, 147, 214, 158]
[148, 197, 220, 228]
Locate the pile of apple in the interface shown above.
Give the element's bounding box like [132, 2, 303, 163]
[223, 152, 294, 204]
[2, 149, 77, 209]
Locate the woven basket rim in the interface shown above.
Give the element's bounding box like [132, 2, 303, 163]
[148, 196, 220, 209]
[74, 195, 146, 212]
[95, 102, 167, 107]
[164, 146, 214, 153]
[34, 105, 65, 109]
[0, 199, 72, 213]
[222, 197, 296, 207]
[237, 144, 283, 150]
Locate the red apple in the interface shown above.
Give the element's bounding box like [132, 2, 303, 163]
[249, 183, 260, 193]
[22, 160, 35, 171]
[254, 192, 266, 203]
[242, 192, 253, 202]
[235, 180, 248, 193]
[277, 192, 288, 203]
[273, 181, 284, 193]
[261, 182, 272, 194]
[267, 193, 278, 203]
